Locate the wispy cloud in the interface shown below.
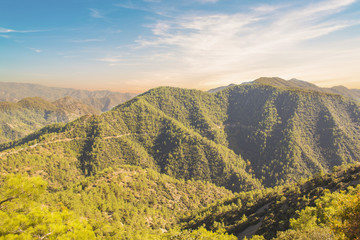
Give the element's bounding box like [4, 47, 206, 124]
[131, 0, 359, 87]
[97, 57, 122, 63]
[71, 38, 105, 43]
[0, 27, 13, 33]
[196, 0, 219, 3]
[252, 4, 288, 13]
[89, 8, 104, 18]
[0, 26, 44, 33]
[30, 48, 42, 53]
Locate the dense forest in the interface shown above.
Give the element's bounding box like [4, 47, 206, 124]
[1, 78, 360, 239]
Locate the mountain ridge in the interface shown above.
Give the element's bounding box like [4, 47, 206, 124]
[1, 82, 359, 190]
[0, 96, 100, 143]
[0, 82, 136, 112]
[208, 77, 360, 102]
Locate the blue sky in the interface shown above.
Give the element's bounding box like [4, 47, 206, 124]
[1, 0, 360, 92]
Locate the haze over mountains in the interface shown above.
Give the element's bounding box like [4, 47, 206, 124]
[0, 82, 136, 143]
[0, 96, 100, 143]
[0, 82, 136, 112]
[1, 77, 360, 239]
[210, 77, 360, 102]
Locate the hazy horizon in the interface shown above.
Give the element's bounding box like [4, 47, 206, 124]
[2, 76, 360, 94]
[1, 0, 360, 92]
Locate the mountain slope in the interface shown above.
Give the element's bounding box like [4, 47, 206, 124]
[1, 83, 360, 190]
[182, 163, 360, 239]
[136, 84, 360, 187]
[0, 82, 136, 111]
[52, 166, 234, 238]
[0, 97, 100, 143]
[221, 83, 360, 186]
[0, 92, 261, 192]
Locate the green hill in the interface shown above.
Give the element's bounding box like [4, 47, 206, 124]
[222, 83, 360, 186]
[0, 93, 261, 192]
[0, 97, 100, 143]
[138, 84, 360, 186]
[1, 83, 360, 189]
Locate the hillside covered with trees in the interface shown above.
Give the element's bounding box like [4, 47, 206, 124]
[1, 79, 360, 239]
[1, 81, 360, 187]
[0, 97, 100, 143]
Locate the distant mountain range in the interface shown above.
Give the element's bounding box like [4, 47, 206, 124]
[209, 77, 360, 102]
[0, 96, 100, 143]
[0, 82, 136, 112]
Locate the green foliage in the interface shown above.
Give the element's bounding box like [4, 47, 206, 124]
[51, 166, 234, 238]
[273, 227, 333, 240]
[0, 174, 95, 239]
[289, 184, 360, 239]
[164, 226, 237, 239]
[0, 97, 99, 143]
[183, 164, 360, 239]
[0, 170, 235, 239]
[2, 83, 360, 191]
[248, 235, 266, 240]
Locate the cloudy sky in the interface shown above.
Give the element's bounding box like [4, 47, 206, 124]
[1, 0, 360, 92]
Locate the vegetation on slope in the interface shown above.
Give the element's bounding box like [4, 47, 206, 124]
[182, 163, 360, 239]
[0, 97, 99, 143]
[0, 168, 236, 239]
[273, 184, 360, 239]
[0, 174, 96, 239]
[1, 81, 360, 239]
[1, 82, 360, 190]
[129, 84, 360, 187]
[0, 95, 261, 192]
[221, 83, 360, 186]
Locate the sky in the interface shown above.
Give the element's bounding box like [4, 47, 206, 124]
[1, 0, 360, 93]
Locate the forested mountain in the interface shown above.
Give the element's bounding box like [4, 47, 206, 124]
[209, 77, 360, 102]
[1, 82, 360, 188]
[140, 84, 360, 186]
[0, 92, 261, 192]
[222, 83, 360, 186]
[1, 81, 360, 239]
[0, 97, 100, 143]
[0, 82, 136, 112]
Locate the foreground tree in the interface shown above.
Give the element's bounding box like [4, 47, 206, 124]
[279, 185, 360, 240]
[0, 174, 95, 239]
